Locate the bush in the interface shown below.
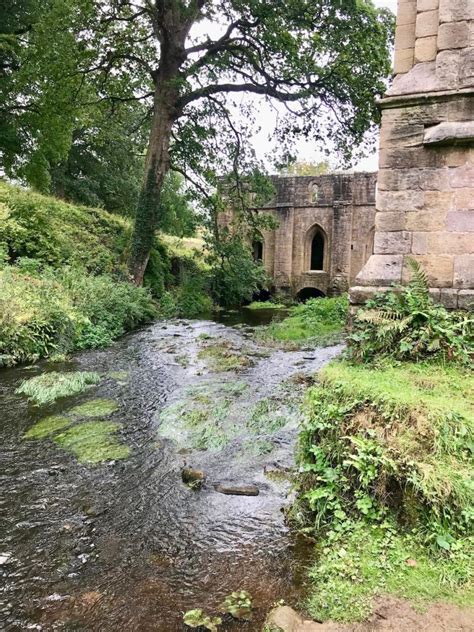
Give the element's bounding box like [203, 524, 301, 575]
[348, 260, 473, 364]
[0, 266, 156, 366]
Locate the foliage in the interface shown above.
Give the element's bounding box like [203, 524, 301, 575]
[296, 358, 474, 621]
[245, 301, 286, 311]
[16, 371, 100, 405]
[262, 296, 348, 345]
[0, 266, 157, 366]
[207, 232, 268, 308]
[24, 415, 70, 439]
[219, 590, 252, 620]
[278, 161, 331, 176]
[183, 609, 222, 632]
[348, 260, 473, 364]
[67, 399, 119, 418]
[306, 519, 473, 622]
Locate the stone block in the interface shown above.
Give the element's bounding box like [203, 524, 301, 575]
[418, 0, 439, 11]
[439, 288, 459, 308]
[458, 289, 474, 309]
[377, 190, 425, 212]
[437, 21, 469, 49]
[415, 35, 438, 62]
[428, 231, 474, 254]
[454, 190, 474, 210]
[402, 254, 453, 286]
[405, 209, 447, 231]
[380, 122, 424, 149]
[374, 231, 412, 254]
[447, 210, 474, 232]
[349, 286, 381, 305]
[412, 231, 428, 254]
[454, 254, 474, 288]
[377, 169, 421, 191]
[436, 49, 461, 86]
[356, 254, 404, 286]
[419, 168, 450, 190]
[397, 1, 417, 26]
[439, 0, 474, 23]
[460, 47, 474, 87]
[448, 96, 474, 122]
[424, 190, 454, 211]
[429, 287, 441, 302]
[380, 147, 445, 169]
[394, 48, 415, 74]
[375, 212, 406, 231]
[395, 23, 417, 50]
[445, 147, 473, 167]
[416, 10, 439, 38]
[449, 163, 474, 187]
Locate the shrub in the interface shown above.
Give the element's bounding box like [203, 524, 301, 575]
[348, 260, 473, 364]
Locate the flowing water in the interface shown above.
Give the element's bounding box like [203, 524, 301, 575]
[0, 312, 342, 631]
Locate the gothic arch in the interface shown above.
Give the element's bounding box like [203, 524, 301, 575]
[305, 224, 328, 272]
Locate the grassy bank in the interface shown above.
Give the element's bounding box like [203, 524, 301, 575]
[0, 182, 210, 366]
[260, 296, 348, 346]
[296, 360, 473, 621]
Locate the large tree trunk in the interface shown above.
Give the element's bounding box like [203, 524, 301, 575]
[128, 87, 176, 285]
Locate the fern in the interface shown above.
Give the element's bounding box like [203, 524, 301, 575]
[406, 257, 429, 303]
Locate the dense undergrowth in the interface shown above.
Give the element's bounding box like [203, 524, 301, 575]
[0, 182, 210, 366]
[294, 264, 473, 622]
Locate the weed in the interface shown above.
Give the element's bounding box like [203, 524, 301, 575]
[24, 415, 71, 439]
[16, 371, 100, 405]
[247, 398, 287, 434]
[67, 399, 119, 418]
[198, 341, 252, 372]
[53, 421, 130, 463]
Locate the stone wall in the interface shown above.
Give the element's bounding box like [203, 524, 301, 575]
[254, 173, 377, 298]
[351, 0, 474, 310]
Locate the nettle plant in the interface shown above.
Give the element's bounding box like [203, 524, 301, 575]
[348, 259, 473, 364]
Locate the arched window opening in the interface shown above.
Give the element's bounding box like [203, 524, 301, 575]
[310, 183, 319, 204]
[252, 240, 263, 262]
[310, 230, 325, 270]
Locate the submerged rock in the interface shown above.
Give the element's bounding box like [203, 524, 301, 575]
[265, 606, 323, 631]
[214, 483, 259, 496]
[182, 468, 205, 489]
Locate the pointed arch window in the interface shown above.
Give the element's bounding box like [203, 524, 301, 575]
[310, 229, 325, 270]
[252, 240, 263, 262]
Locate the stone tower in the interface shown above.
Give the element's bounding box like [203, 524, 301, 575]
[350, 0, 474, 310]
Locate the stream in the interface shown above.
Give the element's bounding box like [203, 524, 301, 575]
[0, 310, 342, 631]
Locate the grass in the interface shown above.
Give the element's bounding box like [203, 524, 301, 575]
[16, 371, 101, 405]
[298, 359, 474, 623]
[54, 421, 130, 463]
[247, 397, 288, 434]
[198, 340, 252, 372]
[260, 296, 348, 345]
[244, 301, 286, 310]
[306, 520, 473, 623]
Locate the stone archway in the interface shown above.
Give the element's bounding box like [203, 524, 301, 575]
[296, 287, 326, 302]
[305, 224, 329, 272]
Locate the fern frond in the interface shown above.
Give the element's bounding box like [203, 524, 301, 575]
[406, 258, 429, 301]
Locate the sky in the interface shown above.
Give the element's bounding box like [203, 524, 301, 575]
[246, 0, 398, 174]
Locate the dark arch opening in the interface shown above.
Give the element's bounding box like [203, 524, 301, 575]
[297, 287, 325, 303]
[252, 240, 263, 262]
[310, 230, 325, 270]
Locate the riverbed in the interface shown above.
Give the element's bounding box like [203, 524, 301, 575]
[0, 313, 342, 631]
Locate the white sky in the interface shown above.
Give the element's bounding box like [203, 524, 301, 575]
[246, 0, 398, 173]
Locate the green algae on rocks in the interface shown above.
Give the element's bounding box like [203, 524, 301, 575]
[16, 371, 101, 405]
[68, 398, 119, 418]
[53, 421, 130, 464]
[24, 415, 71, 439]
[197, 340, 252, 372]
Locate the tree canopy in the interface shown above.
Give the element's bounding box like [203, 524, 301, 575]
[0, 0, 394, 283]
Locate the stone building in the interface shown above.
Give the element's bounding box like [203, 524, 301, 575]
[351, 0, 474, 310]
[248, 173, 377, 299]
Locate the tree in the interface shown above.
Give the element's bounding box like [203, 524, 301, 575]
[1, 0, 394, 285]
[279, 160, 331, 177]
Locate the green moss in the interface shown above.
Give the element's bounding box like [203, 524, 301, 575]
[16, 371, 101, 405]
[109, 370, 129, 382]
[68, 398, 119, 418]
[53, 421, 130, 463]
[247, 398, 288, 434]
[24, 415, 71, 439]
[198, 341, 252, 372]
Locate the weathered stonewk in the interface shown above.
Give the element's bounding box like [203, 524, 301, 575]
[351, 0, 474, 310]
[247, 174, 376, 299]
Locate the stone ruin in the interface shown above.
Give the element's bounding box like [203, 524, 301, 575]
[248, 173, 377, 300]
[350, 0, 474, 310]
